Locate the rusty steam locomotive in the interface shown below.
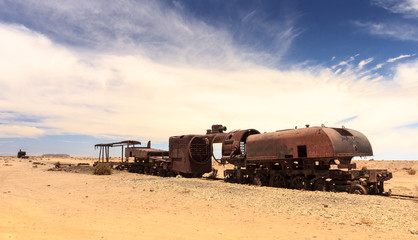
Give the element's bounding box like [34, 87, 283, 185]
[95, 124, 392, 195]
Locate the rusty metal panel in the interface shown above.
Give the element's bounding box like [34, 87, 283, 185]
[125, 147, 168, 159]
[246, 126, 373, 161]
[169, 135, 212, 175]
[365, 169, 392, 183]
[321, 127, 373, 157]
[338, 163, 357, 169]
[246, 127, 334, 160]
[222, 129, 260, 157]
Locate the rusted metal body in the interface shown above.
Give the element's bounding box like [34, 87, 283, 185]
[221, 129, 260, 162]
[168, 125, 228, 176]
[245, 127, 372, 161]
[124, 146, 170, 175]
[94, 124, 392, 195]
[17, 149, 28, 158]
[221, 125, 391, 194]
[169, 135, 212, 177]
[126, 146, 168, 160]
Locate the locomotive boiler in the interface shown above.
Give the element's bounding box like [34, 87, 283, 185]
[96, 124, 392, 195]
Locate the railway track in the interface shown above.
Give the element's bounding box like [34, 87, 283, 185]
[386, 193, 417, 201]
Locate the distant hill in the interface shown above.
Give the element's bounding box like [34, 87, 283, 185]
[41, 154, 71, 158]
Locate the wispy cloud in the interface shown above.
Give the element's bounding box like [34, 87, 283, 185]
[354, 21, 418, 41]
[387, 54, 415, 62]
[372, 0, 418, 18]
[336, 116, 358, 125]
[357, 1, 418, 43]
[331, 54, 359, 70]
[396, 122, 418, 129]
[236, 7, 302, 65]
[0, 0, 299, 68]
[358, 57, 374, 70]
[374, 63, 385, 70]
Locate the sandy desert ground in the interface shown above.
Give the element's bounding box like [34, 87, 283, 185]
[1, 156, 417, 240]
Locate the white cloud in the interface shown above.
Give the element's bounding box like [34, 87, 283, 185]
[0, 125, 45, 138]
[331, 54, 358, 70]
[354, 21, 418, 41]
[392, 59, 418, 87]
[0, 0, 298, 68]
[1, 23, 418, 159]
[355, 1, 418, 43]
[387, 54, 415, 62]
[358, 57, 374, 70]
[372, 0, 418, 18]
[374, 63, 385, 70]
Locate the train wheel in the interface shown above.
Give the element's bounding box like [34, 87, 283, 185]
[291, 176, 309, 190]
[269, 174, 288, 188]
[313, 178, 328, 191]
[349, 184, 368, 195]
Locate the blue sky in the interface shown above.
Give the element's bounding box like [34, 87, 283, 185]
[0, 0, 417, 159]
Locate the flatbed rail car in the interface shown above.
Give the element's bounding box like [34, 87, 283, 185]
[95, 124, 392, 195]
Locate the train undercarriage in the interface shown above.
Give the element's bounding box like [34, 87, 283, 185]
[223, 158, 392, 195]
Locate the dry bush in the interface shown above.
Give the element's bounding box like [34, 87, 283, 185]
[361, 166, 368, 171]
[407, 168, 416, 175]
[360, 218, 373, 226]
[93, 163, 112, 175]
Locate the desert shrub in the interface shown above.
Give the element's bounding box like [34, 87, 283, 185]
[407, 168, 416, 175]
[361, 166, 368, 171]
[93, 163, 112, 175]
[360, 218, 373, 226]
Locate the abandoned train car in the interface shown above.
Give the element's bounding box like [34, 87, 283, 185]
[96, 124, 392, 195]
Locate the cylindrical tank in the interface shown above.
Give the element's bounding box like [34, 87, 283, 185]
[245, 126, 373, 161]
